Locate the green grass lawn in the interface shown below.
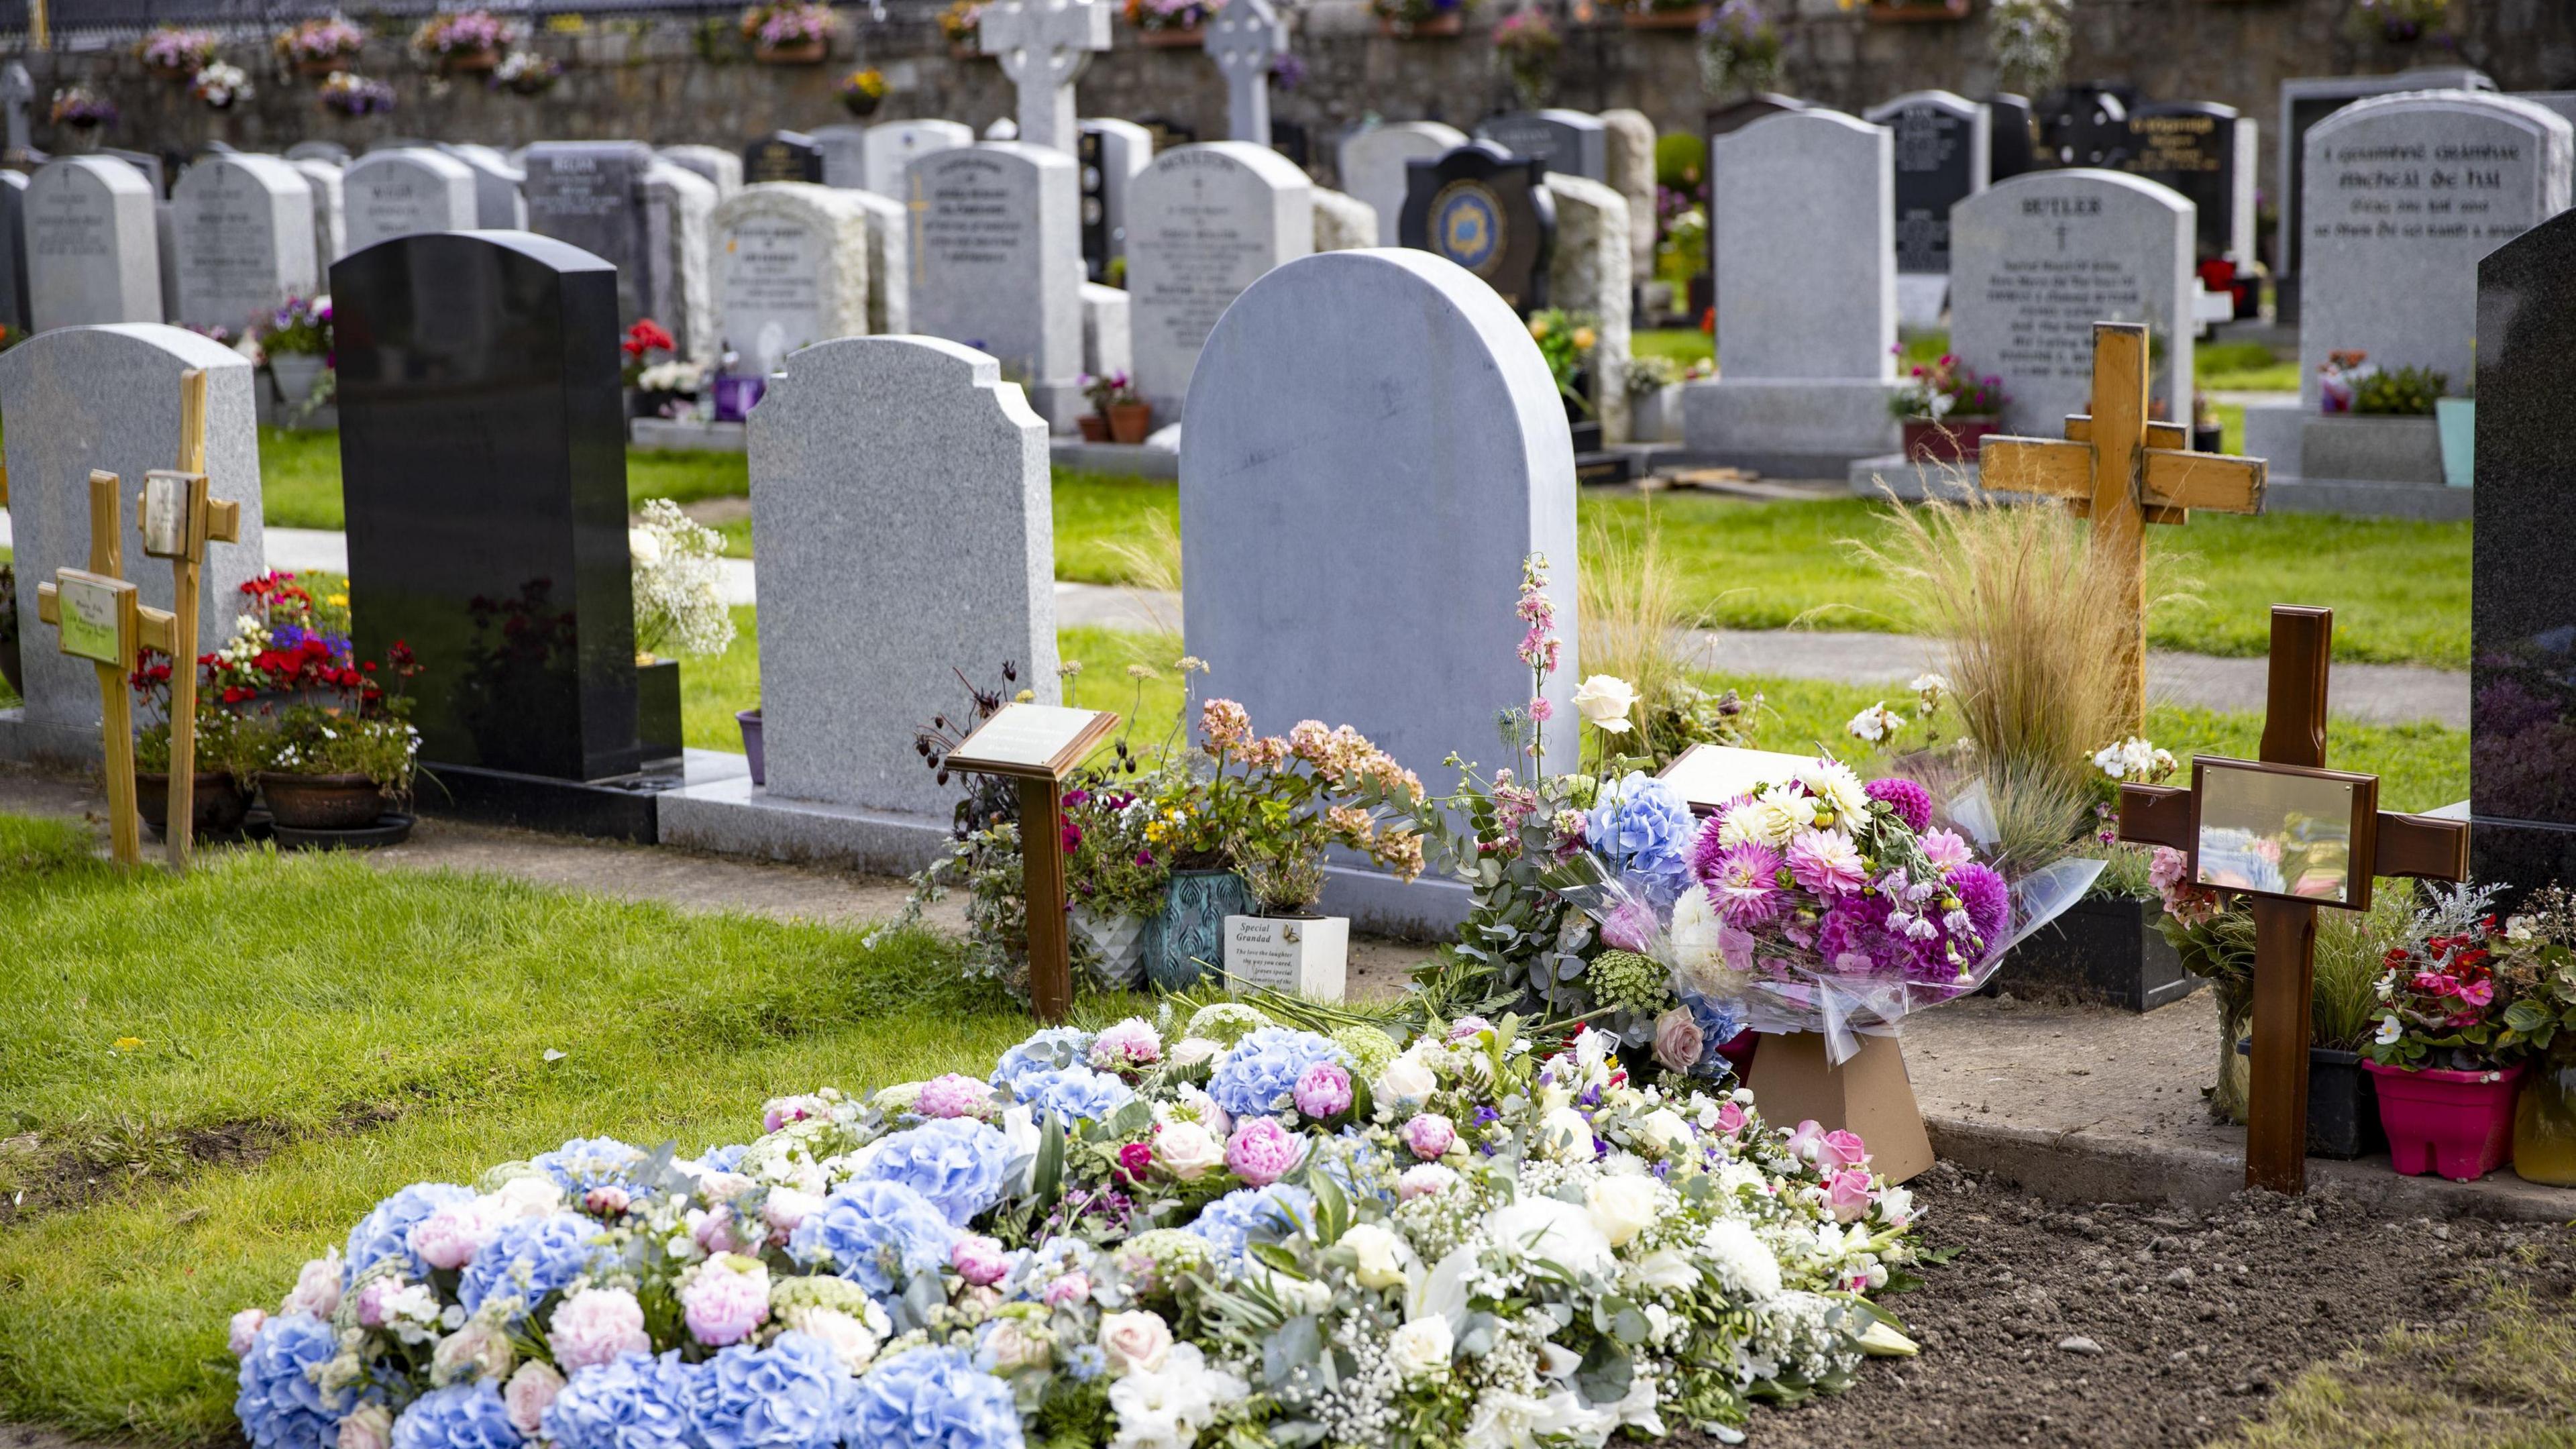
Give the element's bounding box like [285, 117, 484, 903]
[256, 429, 755, 537]
[0, 812, 1033, 1442]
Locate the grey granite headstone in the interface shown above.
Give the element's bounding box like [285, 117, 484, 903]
[1475, 109, 1609, 183]
[1081, 278, 1130, 378]
[1543, 173, 1630, 443]
[1863, 90, 1989, 327]
[1208, 0, 1284, 145]
[172, 154, 318, 333]
[1684, 109, 1900, 472]
[2298, 91, 2571, 410]
[1339, 121, 1466, 246]
[659, 144, 744, 202]
[1309, 186, 1377, 250]
[713, 181, 873, 375]
[1598, 108, 1657, 277]
[644, 161, 717, 361]
[524, 141, 657, 325]
[1949, 168, 2196, 433]
[439, 142, 529, 229]
[27, 157, 160, 331]
[906, 143, 1085, 429]
[0, 325, 264, 762]
[843, 188, 909, 335]
[979, 0, 1113, 154]
[2277, 67, 2493, 315]
[1181, 249, 1576, 929]
[1127, 141, 1312, 418]
[342, 148, 477, 254]
[0, 170, 28, 335]
[292, 158, 346, 266]
[863, 119, 975, 195]
[812, 124, 870, 189]
[285, 140, 351, 165]
[750, 335, 1055, 816]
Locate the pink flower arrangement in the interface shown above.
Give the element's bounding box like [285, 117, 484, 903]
[915, 1073, 993, 1119]
[953, 1234, 1012, 1285]
[1088, 1018, 1164, 1074]
[1400, 1112, 1456, 1161]
[276, 15, 366, 64]
[1224, 1117, 1305, 1185]
[1291, 1061, 1352, 1118]
[411, 9, 515, 58]
[550, 1287, 651, 1371]
[680, 1258, 770, 1346]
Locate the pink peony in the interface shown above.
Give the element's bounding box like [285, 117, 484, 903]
[547, 1287, 651, 1371]
[1226, 1117, 1307, 1185]
[681, 1258, 770, 1347]
[1825, 1168, 1874, 1223]
[1401, 1112, 1456, 1161]
[583, 1185, 632, 1216]
[1652, 1009, 1705, 1075]
[1786, 827, 1868, 897]
[1784, 1118, 1827, 1165]
[1293, 1061, 1353, 1118]
[692, 1205, 746, 1256]
[1088, 1018, 1165, 1073]
[1397, 1163, 1458, 1201]
[228, 1307, 268, 1357]
[1817, 1129, 1868, 1171]
[283, 1252, 341, 1319]
[502, 1362, 566, 1436]
[1042, 1272, 1091, 1307]
[1599, 900, 1655, 952]
[410, 1203, 490, 1271]
[952, 1234, 1012, 1286]
[914, 1074, 993, 1120]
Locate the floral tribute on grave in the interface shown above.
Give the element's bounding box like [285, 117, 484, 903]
[233, 1010, 1926, 1449]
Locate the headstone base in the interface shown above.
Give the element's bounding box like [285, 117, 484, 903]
[631, 417, 747, 452]
[654, 772, 958, 875]
[418, 749, 747, 843]
[2239, 403, 2471, 521]
[1894, 274, 1948, 331]
[1684, 377, 1907, 480]
[1049, 436, 1179, 478]
[1847, 452, 1992, 501]
[0, 706, 106, 767]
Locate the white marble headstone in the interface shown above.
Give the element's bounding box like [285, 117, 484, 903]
[714, 182, 875, 375]
[659, 144, 745, 202]
[812, 124, 870, 189]
[1126, 142, 1312, 417]
[644, 161, 718, 362]
[439, 143, 529, 229]
[291, 158, 346, 268]
[1338, 121, 1467, 246]
[341, 148, 478, 254]
[906, 143, 1085, 429]
[172, 154, 318, 333]
[26, 157, 162, 331]
[977, 0, 1112, 154]
[863, 120, 975, 197]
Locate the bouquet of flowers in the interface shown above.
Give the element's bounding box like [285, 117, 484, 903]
[48, 87, 116, 129]
[741, 1, 839, 48]
[1886, 352, 2007, 423]
[621, 319, 679, 387]
[231, 1011, 1919, 1449]
[319, 72, 397, 117]
[630, 498, 735, 663]
[492, 50, 563, 96]
[140, 26, 221, 75]
[192, 62, 256, 111]
[411, 10, 517, 62]
[1124, 0, 1215, 33]
[277, 14, 370, 66]
[2365, 883, 2519, 1071]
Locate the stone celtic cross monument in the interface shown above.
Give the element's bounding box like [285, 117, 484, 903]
[979, 0, 1112, 154]
[1208, 0, 1285, 145]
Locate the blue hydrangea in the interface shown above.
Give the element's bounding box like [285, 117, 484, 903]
[343, 1182, 476, 1285]
[544, 1353, 704, 1449]
[1005, 1066, 1134, 1124]
[391, 1381, 523, 1449]
[849, 1346, 1024, 1449]
[989, 1028, 1094, 1095]
[458, 1212, 608, 1319]
[787, 1181, 959, 1298]
[850, 1119, 1014, 1228]
[1310, 1131, 1394, 1206]
[1185, 1183, 1316, 1258]
[1587, 772, 1697, 900]
[1203, 1028, 1349, 1122]
[686, 1332, 853, 1449]
[1681, 991, 1750, 1078]
[235, 1312, 347, 1449]
[696, 1144, 750, 1175]
[531, 1137, 649, 1196]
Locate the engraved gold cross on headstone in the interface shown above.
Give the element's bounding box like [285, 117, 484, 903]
[1976, 321, 2269, 727]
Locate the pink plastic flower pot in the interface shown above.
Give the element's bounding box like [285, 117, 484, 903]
[2362, 1059, 2526, 1181]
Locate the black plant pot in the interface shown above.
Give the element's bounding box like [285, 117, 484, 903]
[638, 658, 684, 765]
[2236, 1039, 2388, 1160]
[1990, 894, 2204, 1012]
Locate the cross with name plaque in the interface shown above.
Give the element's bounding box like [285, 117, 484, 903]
[133, 368, 241, 871]
[1977, 321, 2268, 729]
[30, 470, 181, 867]
[979, 0, 1112, 154]
[941, 702, 1121, 1023]
[2116, 605, 2469, 1194]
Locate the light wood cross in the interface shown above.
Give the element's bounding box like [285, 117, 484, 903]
[136, 369, 241, 871]
[34, 470, 179, 867]
[1976, 321, 2269, 727]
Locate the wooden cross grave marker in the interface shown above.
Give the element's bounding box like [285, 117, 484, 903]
[136, 369, 242, 871]
[1976, 321, 2269, 728]
[2115, 605, 2469, 1195]
[34, 470, 179, 867]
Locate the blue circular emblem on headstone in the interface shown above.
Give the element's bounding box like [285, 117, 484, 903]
[1430, 180, 1504, 275]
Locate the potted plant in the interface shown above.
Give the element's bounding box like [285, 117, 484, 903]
[2345, 0, 2450, 42]
[492, 50, 564, 97]
[741, 1, 837, 63]
[1086, 370, 1150, 444]
[1693, 0, 1776, 94]
[629, 498, 735, 765]
[1626, 0, 1711, 31]
[411, 10, 515, 73]
[129, 650, 260, 841]
[2362, 883, 2528, 1182]
[1623, 354, 1707, 443]
[939, 0, 989, 57]
[317, 72, 396, 119]
[140, 27, 221, 80]
[1368, 0, 1472, 40]
[1492, 9, 1560, 107]
[836, 66, 887, 117]
[2211, 883, 2414, 1157]
[1125, 0, 1214, 46]
[1987, 0, 2071, 93]
[260, 294, 332, 413]
[196, 574, 423, 835]
[277, 15, 369, 76]
[1075, 371, 1124, 442]
[2494, 885, 2576, 1185]
[48, 89, 116, 150]
[1062, 772, 1171, 987]
[621, 318, 682, 416]
[1890, 352, 2006, 464]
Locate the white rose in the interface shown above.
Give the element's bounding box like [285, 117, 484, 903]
[762, 1188, 824, 1233]
[1586, 1175, 1659, 1248]
[1633, 1108, 1693, 1159]
[784, 1305, 881, 1373]
[1388, 1317, 1454, 1381]
[486, 1175, 565, 1220]
[1167, 1037, 1222, 1069]
[629, 527, 663, 568]
[1630, 1248, 1699, 1292]
[1338, 1223, 1411, 1291]
[1374, 1053, 1438, 1105]
[1099, 1310, 1175, 1376]
[1539, 1106, 1597, 1163]
[1155, 1121, 1224, 1180]
[1570, 675, 1638, 733]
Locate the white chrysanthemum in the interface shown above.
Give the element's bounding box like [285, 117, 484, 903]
[1668, 884, 1727, 987]
[1701, 1218, 1783, 1301]
[1800, 759, 1870, 822]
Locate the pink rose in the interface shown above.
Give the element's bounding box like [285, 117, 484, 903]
[548, 1287, 651, 1372]
[1401, 1112, 1456, 1162]
[952, 1234, 1012, 1287]
[228, 1307, 268, 1358]
[1226, 1117, 1307, 1186]
[283, 1252, 342, 1319]
[692, 1206, 746, 1256]
[1042, 1273, 1091, 1307]
[1711, 1100, 1748, 1136]
[502, 1362, 566, 1437]
[582, 1185, 633, 1216]
[681, 1258, 770, 1347]
[409, 1203, 490, 1271]
[1817, 1129, 1869, 1171]
[1652, 1009, 1704, 1075]
[1397, 1163, 1457, 1201]
[1825, 1169, 1874, 1223]
[915, 1073, 994, 1120]
[1293, 1061, 1353, 1119]
[1785, 1119, 1827, 1165]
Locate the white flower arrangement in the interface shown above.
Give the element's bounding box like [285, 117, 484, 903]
[630, 496, 735, 662]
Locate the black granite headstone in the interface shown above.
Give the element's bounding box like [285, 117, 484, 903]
[1868, 92, 1986, 277]
[743, 129, 826, 184]
[1986, 93, 2039, 181]
[523, 142, 656, 328]
[334, 231, 643, 805]
[0, 170, 27, 336]
[2471, 208, 2576, 902]
[2121, 101, 2241, 262]
[1398, 141, 1554, 314]
[2037, 83, 2135, 168]
[1270, 118, 1311, 170]
[1077, 126, 1112, 282]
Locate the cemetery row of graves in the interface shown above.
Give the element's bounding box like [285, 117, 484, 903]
[3, 11, 2575, 1448]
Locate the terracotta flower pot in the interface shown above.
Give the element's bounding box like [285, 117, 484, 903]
[437, 47, 500, 74]
[1136, 25, 1205, 46]
[136, 770, 252, 839]
[756, 37, 828, 64]
[1902, 413, 2000, 464]
[1108, 400, 1152, 444]
[261, 771, 388, 830]
[1077, 413, 1110, 442]
[2364, 1059, 2526, 1182]
[1379, 11, 1464, 36]
[294, 55, 350, 76]
[1622, 5, 1709, 26]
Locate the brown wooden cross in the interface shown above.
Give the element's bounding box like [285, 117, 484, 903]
[135, 369, 242, 871]
[1976, 321, 2269, 727]
[34, 470, 180, 867]
[2116, 605, 2468, 1194]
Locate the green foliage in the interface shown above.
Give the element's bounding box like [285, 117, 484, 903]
[2352, 365, 2449, 416]
[1654, 131, 1705, 191]
[2314, 883, 2415, 1052]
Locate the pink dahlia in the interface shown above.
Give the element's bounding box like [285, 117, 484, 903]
[1948, 861, 2010, 947]
[1786, 827, 1868, 897]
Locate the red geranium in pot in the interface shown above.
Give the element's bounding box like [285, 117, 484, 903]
[2361, 883, 2528, 1182]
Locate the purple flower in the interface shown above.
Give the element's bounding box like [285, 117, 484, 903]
[1224, 1117, 1305, 1185]
[1705, 841, 1786, 928]
[1291, 1061, 1352, 1118]
[1949, 861, 2010, 951]
[1401, 1112, 1456, 1161]
[1865, 776, 1934, 833]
